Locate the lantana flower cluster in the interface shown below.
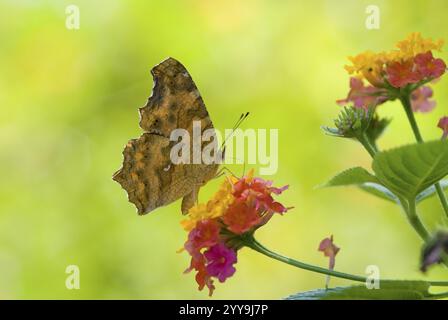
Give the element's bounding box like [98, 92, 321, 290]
[180, 170, 289, 296]
[338, 32, 446, 112]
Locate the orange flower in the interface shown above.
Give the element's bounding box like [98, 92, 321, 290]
[386, 60, 420, 88]
[180, 171, 290, 296]
[344, 33, 445, 90]
[222, 200, 261, 234]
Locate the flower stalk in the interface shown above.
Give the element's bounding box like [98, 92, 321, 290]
[243, 234, 448, 288]
[242, 234, 367, 283]
[402, 198, 430, 241]
[357, 132, 377, 157]
[400, 94, 423, 143]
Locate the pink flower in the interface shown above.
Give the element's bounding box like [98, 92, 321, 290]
[181, 172, 290, 296]
[318, 235, 340, 270]
[233, 175, 289, 214]
[184, 219, 220, 256]
[411, 86, 436, 113]
[414, 51, 446, 79]
[205, 243, 237, 282]
[438, 116, 448, 139]
[337, 77, 387, 109]
[318, 235, 340, 288]
[386, 60, 421, 88]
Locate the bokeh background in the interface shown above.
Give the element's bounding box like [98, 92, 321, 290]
[1, 0, 448, 299]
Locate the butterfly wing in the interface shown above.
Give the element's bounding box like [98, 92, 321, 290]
[139, 57, 214, 137]
[113, 58, 220, 215]
[113, 133, 168, 214]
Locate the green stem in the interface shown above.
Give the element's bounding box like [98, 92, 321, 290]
[245, 236, 367, 283]
[435, 184, 448, 218]
[358, 133, 377, 157]
[405, 199, 430, 241]
[400, 95, 423, 143]
[243, 236, 448, 287]
[400, 94, 448, 219]
[403, 199, 448, 269]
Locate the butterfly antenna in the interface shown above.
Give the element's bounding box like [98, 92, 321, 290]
[220, 112, 250, 150]
[216, 166, 239, 179]
[215, 112, 249, 171]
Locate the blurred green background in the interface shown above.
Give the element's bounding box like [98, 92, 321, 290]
[1, 0, 448, 299]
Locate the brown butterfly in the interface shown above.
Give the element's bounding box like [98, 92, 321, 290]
[113, 58, 223, 215]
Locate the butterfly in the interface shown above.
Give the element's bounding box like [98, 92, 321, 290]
[113, 57, 228, 215]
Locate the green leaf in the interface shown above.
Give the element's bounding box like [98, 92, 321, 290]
[357, 144, 448, 204]
[372, 141, 448, 201]
[416, 180, 448, 203]
[349, 180, 448, 204]
[321, 167, 400, 203]
[320, 167, 379, 188]
[285, 280, 431, 300]
[359, 182, 398, 203]
[321, 143, 448, 204]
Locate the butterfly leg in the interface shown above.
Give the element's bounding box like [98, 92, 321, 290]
[181, 186, 199, 215]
